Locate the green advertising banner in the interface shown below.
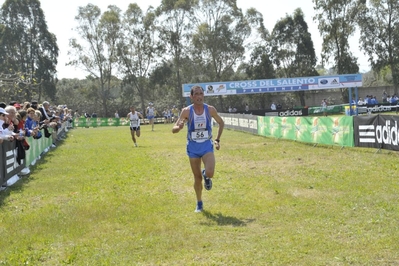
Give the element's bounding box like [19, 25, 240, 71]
[25, 128, 54, 166]
[25, 136, 36, 166]
[74, 118, 130, 127]
[308, 105, 344, 115]
[257, 116, 354, 147]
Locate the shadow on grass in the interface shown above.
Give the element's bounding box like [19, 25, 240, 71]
[0, 174, 32, 207]
[0, 142, 61, 207]
[201, 210, 255, 227]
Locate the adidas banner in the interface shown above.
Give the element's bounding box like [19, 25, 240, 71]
[354, 115, 399, 151]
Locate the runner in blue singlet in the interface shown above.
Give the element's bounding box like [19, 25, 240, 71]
[172, 85, 224, 213]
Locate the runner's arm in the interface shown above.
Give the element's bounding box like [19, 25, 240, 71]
[172, 108, 189, 134]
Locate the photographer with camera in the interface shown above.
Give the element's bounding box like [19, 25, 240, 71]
[38, 101, 58, 147]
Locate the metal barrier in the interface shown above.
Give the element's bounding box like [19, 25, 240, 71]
[217, 113, 258, 135]
[0, 122, 67, 189]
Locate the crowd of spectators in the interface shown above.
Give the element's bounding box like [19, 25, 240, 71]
[161, 106, 180, 124]
[0, 100, 73, 163]
[357, 94, 399, 106]
[357, 95, 379, 105]
[228, 106, 237, 113]
[385, 95, 398, 105]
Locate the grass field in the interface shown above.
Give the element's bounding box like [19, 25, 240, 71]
[0, 123, 399, 265]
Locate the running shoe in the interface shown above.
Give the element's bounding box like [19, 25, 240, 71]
[202, 169, 212, 190]
[195, 201, 203, 213]
[134, 143, 138, 147]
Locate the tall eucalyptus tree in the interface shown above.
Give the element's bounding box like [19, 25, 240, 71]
[357, 0, 399, 94]
[244, 45, 276, 110]
[0, 0, 58, 102]
[68, 4, 122, 116]
[271, 8, 318, 106]
[118, 4, 159, 111]
[156, 0, 195, 106]
[313, 0, 361, 102]
[190, 0, 260, 110]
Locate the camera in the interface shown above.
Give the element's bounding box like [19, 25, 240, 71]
[39, 124, 48, 130]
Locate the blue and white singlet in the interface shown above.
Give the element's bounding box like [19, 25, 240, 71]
[187, 104, 212, 143]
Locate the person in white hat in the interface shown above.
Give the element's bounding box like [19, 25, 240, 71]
[0, 108, 14, 142]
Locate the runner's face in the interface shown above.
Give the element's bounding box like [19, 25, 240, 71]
[191, 87, 204, 104]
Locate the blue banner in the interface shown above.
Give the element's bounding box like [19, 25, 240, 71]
[182, 74, 362, 97]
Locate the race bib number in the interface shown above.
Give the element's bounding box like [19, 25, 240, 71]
[130, 119, 138, 127]
[191, 130, 209, 141]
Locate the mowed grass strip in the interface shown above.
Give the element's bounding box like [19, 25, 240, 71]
[0, 123, 399, 265]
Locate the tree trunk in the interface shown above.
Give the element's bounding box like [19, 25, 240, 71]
[341, 88, 349, 103]
[297, 91, 306, 107]
[391, 63, 399, 95]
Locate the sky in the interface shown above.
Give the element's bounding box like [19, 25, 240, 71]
[1, 0, 370, 79]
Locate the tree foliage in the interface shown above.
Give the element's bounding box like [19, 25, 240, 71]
[118, 4, 159, 111]
[313, 0, 360, 73]
[357, 0, 399, 94]
[68, 4, 122, 116]
[190, 0, 261, 110]
[156, 0, 195, 106]
[271, 8, 318, 106]
[4, 0, 399, 113]
[313, 0, 362, 102]
[0, 0, 58, 102]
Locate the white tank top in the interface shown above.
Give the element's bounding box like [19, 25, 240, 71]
[191, 111, 208, 143]
[147, 107, 154, 116]
[129, 112, 140, 127]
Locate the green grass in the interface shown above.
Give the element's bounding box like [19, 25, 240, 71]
[1, 124, 399, 265]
